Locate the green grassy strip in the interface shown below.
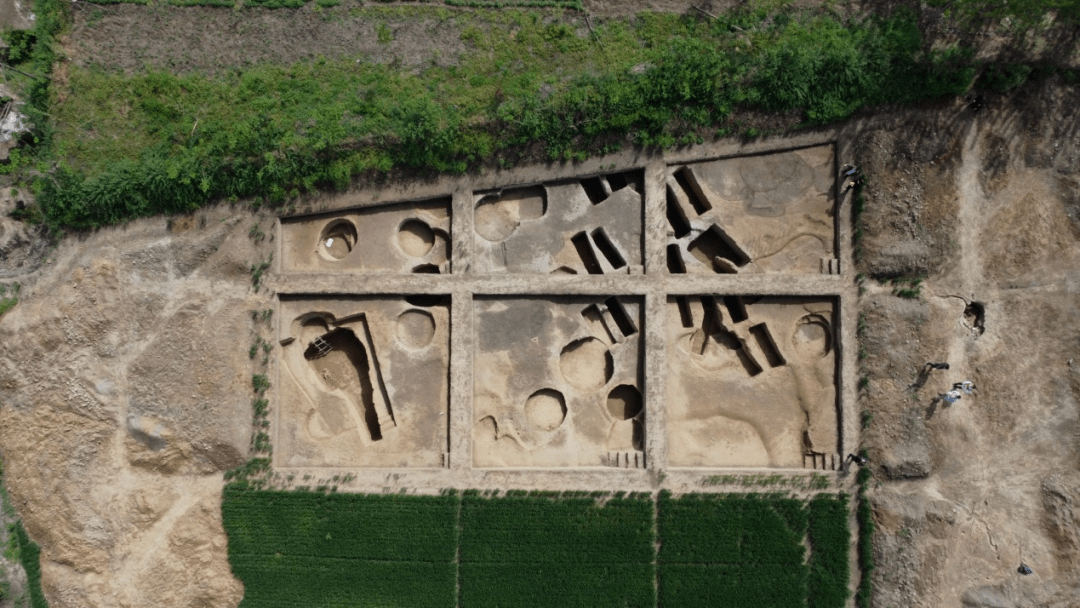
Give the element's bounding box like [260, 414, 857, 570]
[31, 5, 978, 229]
[222, 488, 459, 561]
[657, 492, 810, 608]
[222, 490, 852, 607]
[13, 521, 48, 608]
[856, 467, 875, 608]
[459, 491, 655, 607]
[807, 494, 851, 608]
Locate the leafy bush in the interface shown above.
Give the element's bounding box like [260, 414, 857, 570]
[251, 374, 270, 394]
[1, 30, 37, 65]
[982, 63, 1033, 92]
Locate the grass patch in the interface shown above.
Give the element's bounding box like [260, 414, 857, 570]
[657, 492, 810, 608]
[889, 274, 924, 299]
[0, 283, 19, 319]
[222, 490, 852, 607]
[29, 5, 979, 228]
[460, 491, 655, 606]
[807, 494, 851, 608]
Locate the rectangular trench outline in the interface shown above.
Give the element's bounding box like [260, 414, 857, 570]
[270, 137, 852, 481]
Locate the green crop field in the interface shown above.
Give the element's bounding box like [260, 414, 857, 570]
[222, 489, 850, 607]
[657, 493, 809, 607]
[222, 489, 459, 607]
[459, 491, 655, 607]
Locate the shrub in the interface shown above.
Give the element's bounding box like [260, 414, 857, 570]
[982, 64, 1033, 92]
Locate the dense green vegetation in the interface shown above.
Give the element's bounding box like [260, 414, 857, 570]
[657, 492, 808, 607]
[223, 489, 851, 607]
[223, 489, 459, 607]
[807, 494, 851, 608]
[3, 0, 990, 228]
[856, 466, 875, 608]
[460, 491, 655, 606]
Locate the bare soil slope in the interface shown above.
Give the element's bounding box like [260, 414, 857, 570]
[0, 208, 276, 607]
[855, 78, 1080, 607]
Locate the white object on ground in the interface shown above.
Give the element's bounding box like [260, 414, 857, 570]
[0, 105, 27, 142]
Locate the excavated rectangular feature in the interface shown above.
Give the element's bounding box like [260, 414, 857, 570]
[473, 296, 645, 468]
[272, 140, 849, 483]
[666, 296, 838, 468]
[276, 296, 450, 468]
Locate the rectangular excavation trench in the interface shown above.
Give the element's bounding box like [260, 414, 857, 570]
[269, 145, 844, 478]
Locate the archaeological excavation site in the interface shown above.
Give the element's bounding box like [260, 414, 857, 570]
[0, 0, 1078, 606]
[269, 142, 850, 484]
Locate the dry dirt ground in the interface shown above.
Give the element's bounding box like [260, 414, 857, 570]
[59, 0, 1080, 79]
[853, 78, 1080, 607]
[0, 206, 276, 607]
